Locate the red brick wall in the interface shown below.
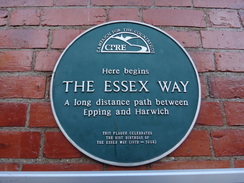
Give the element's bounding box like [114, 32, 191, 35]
[0, 0, 244, 171]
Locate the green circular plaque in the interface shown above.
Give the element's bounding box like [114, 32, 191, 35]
[51, 21, 201, 166]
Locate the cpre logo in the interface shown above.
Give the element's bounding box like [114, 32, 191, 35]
[97, 29, 154, 54]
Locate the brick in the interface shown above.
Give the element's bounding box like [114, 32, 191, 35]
[215, 52, 244, 72]
[52, 29, 83, 49]
[22, 163, 103, 171]
[207, 10, 241, 28]
[212, 130, 244, 156]
[9, 9, 40, 26]
[0, 10, 8, 26]
[193, 0, 244, 9]
[209, 76, 244, 98]
[35, 50, 61, 71]
[0, 0, 53, 7]
[143, 9, 206, 27]
[224, 102, 244, 126]
[196, 102, 223, 126]
[0, 29, 48, 49]
[29, 103, 57, 127]
[189, 51, 215, 72]
[0, 131, 41, 158]
[0, 10, 8, 18]
[240, 12, 244, 26]
[166, 30, 200, 48]
[0, 163, 19, 171]
[108, 8, 139, 21]
[91, 0, 153, 6]
[106, 165, 147, 171]
[44, 132, 82, 158]
[201, 30, 244, 49]
[200, 76, 207, 99]
[0, 103, 28, 127]
[155, 0, 192, 7]
[169, 130, 211, 156]
[0, 76, 46, 99]
[0, 19, 6, 26]
[151, 160, 230, 170]
[56, 0, 87, 6]
[235, 160, 244, 168]
[42, 8, 106, 26]
[0, 50, 32, 71]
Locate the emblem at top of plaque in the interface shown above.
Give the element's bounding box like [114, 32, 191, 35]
[97, 28, 155, 54]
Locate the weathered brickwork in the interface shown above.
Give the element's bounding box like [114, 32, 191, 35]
[0, 0, 243, 171]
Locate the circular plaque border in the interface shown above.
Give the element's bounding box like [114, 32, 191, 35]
[50, 20, 201, 167]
